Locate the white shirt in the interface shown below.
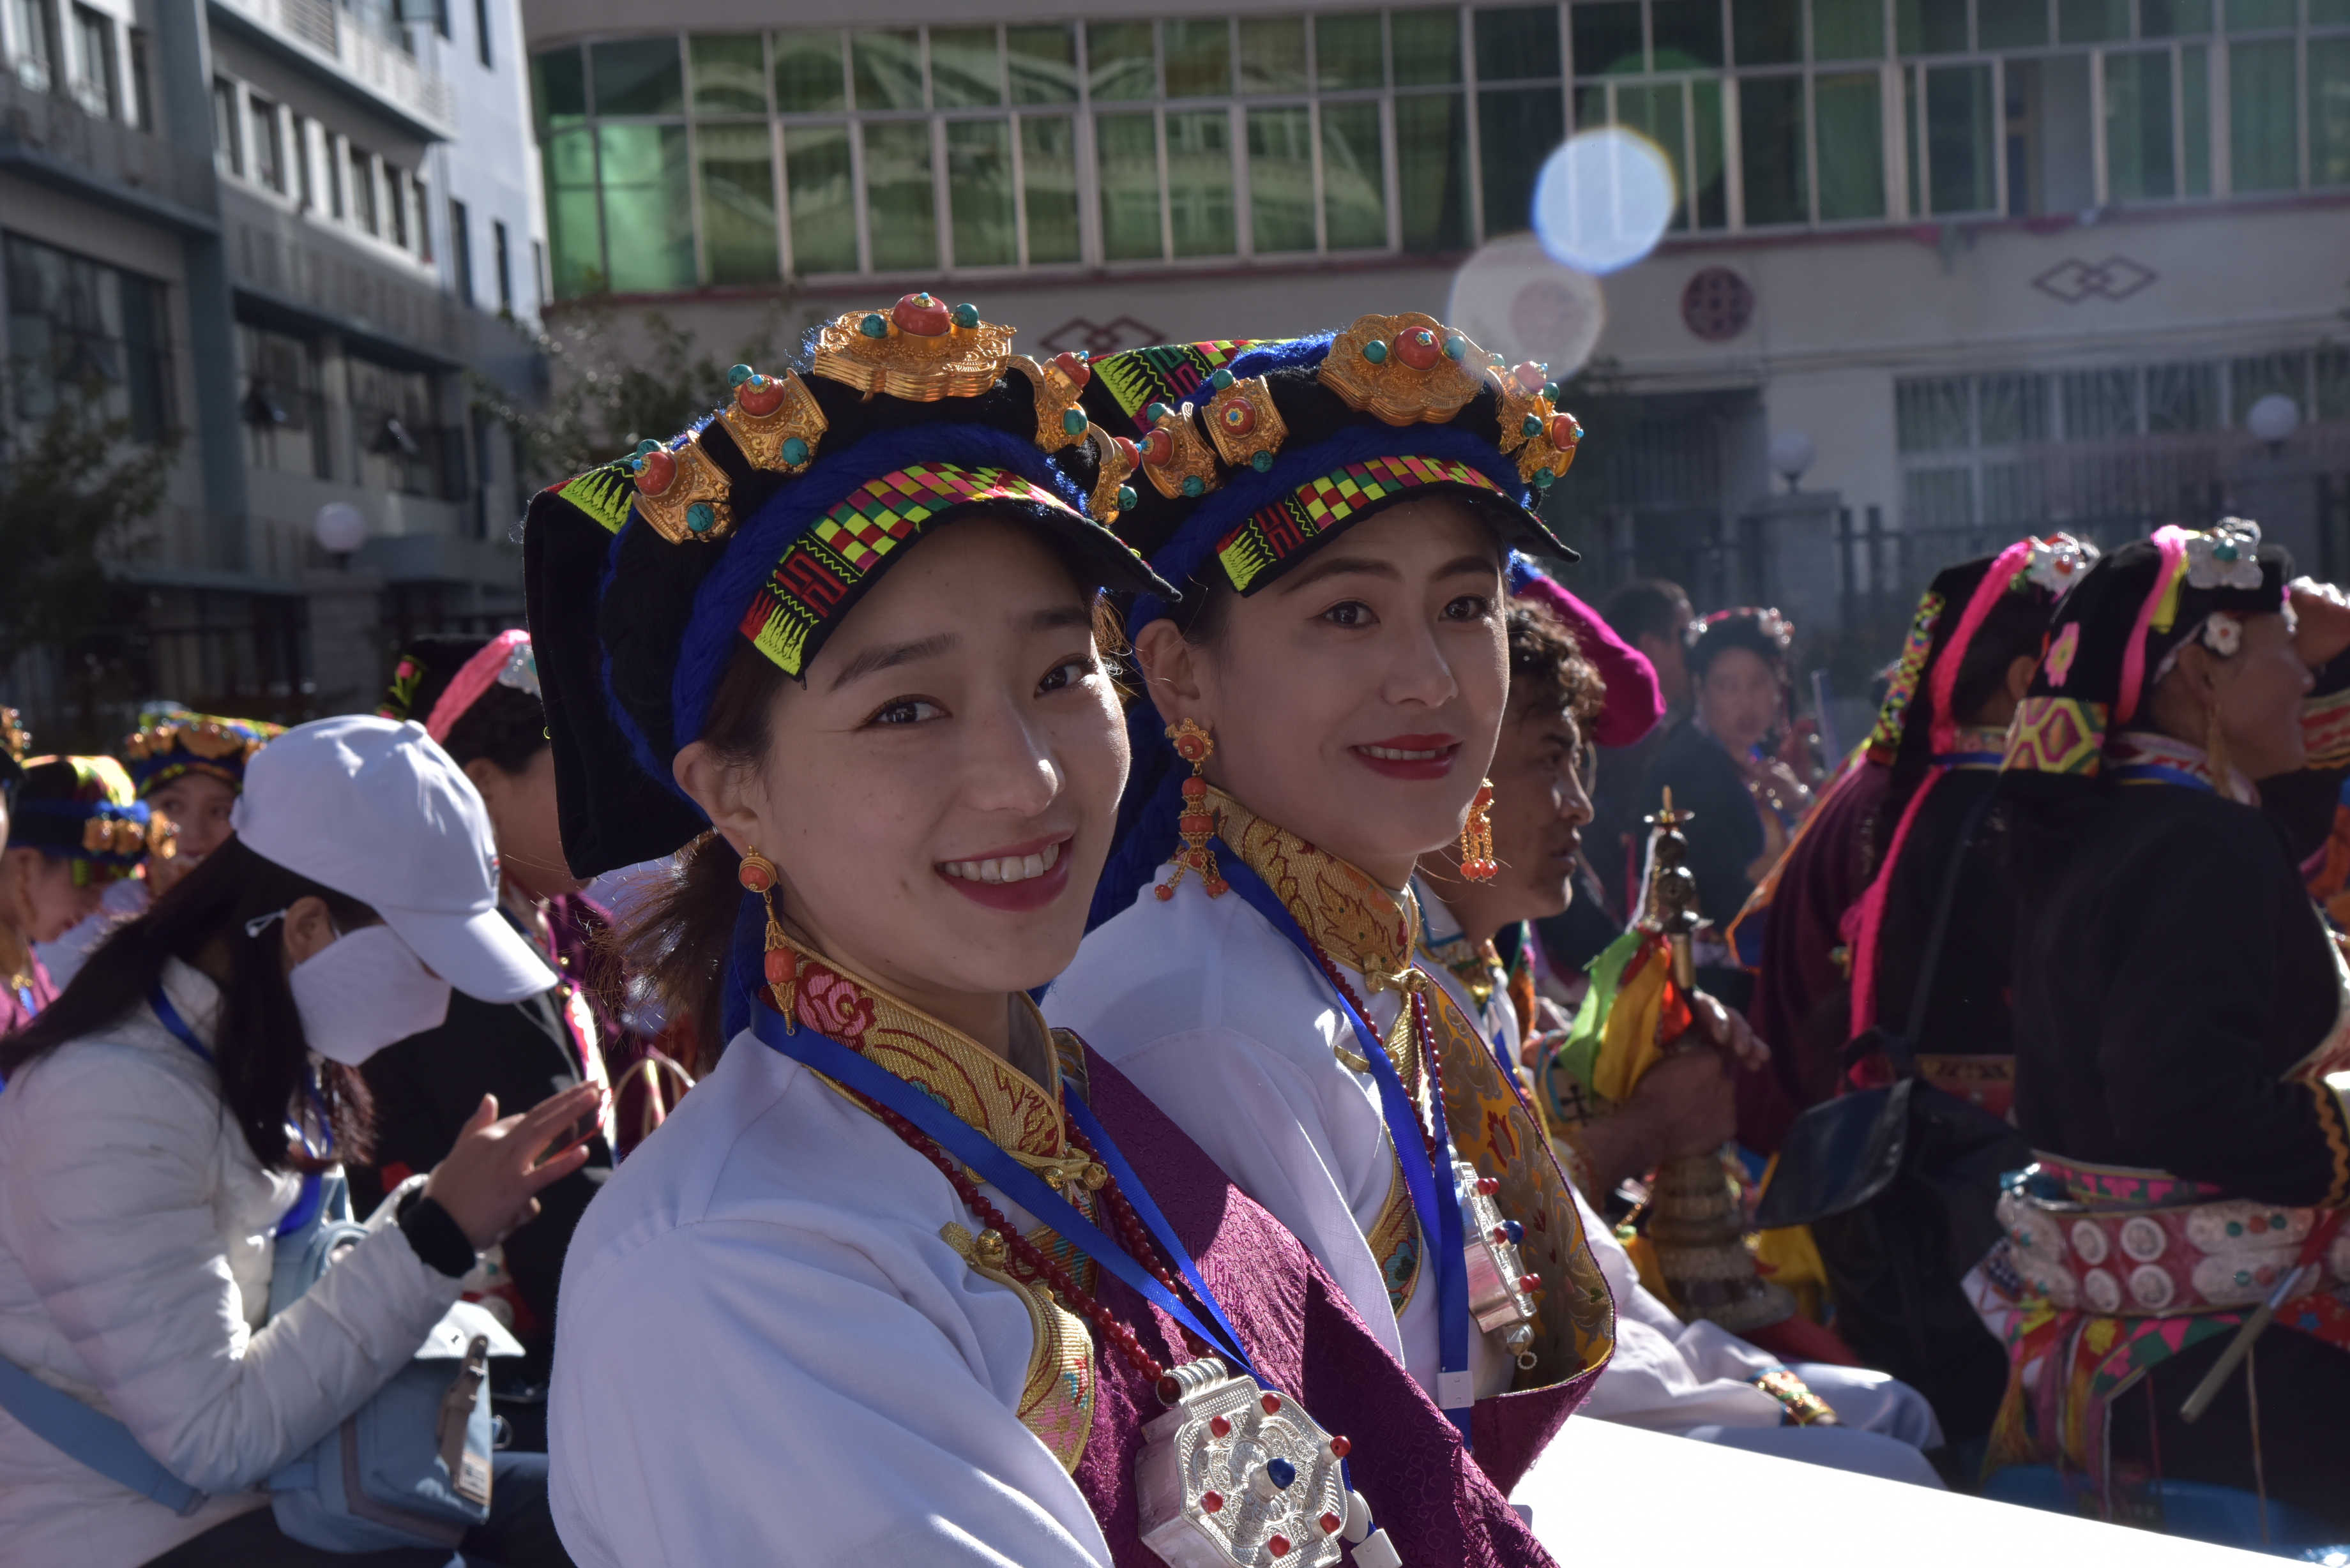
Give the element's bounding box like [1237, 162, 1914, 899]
[548, 1026, 1118, 1568]
[1047, 870, 1509, 1405]
[1409, 877, 1802, 1433]
[0, 960, 464, 1567]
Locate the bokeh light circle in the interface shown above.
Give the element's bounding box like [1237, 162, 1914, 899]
[1532, 127, 1678, 276]
[1446, 234, 1606, 382]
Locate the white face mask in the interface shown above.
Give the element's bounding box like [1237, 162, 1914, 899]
[285, 923, 452, 1066]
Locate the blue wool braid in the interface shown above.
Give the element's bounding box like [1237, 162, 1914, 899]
[1222, 333, 1334, 379]
[1088, 697, 1188, 931]
[1506, 550, 1538, 592]
[670, 423, 1092, 751]
[1128, 421, 1531, 634]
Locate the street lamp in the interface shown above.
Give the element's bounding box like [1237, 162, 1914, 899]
[312, 502, 366, 561]
[1769, 430, 1816, 494]
[2245, 393, 2300, 455]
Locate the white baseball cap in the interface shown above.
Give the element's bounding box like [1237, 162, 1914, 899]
[231, 715, 557, 1003]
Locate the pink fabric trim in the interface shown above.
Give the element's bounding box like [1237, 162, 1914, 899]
[424, 629, 530, 744]
[1925, 540, 2036, 755]
[1844, 769, 1944, 1041]
[2116, 527, 2189, 727]
[1511, 572, 1665, 748]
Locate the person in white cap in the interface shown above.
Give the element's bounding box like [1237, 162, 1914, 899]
[0, 716, 598, 1568]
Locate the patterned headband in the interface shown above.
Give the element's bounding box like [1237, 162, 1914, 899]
[422, 629, 542, 743]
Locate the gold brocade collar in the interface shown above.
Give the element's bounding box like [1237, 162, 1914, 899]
[1209, 787, 1420, 993]
[766, 931, 1096, 1187]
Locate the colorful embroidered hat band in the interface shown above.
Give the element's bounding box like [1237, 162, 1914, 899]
[522, 294, 1173, 877]
[11, 755, 172, 882]
[121, 708, 281, 797]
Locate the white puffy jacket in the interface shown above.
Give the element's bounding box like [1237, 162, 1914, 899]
[0, 958, 464, 1567]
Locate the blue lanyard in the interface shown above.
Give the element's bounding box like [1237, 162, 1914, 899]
[148, 984, 322, 1238]
[2112, 762, 2213, 792]
[734, 945, 1269, 1398]
[1215, 849, 1476, 1440]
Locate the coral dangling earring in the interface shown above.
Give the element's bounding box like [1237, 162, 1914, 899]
[1460, 780, 1498, 882]
[1157, 720, 1229, 901]
[739, 845, 798, 1030]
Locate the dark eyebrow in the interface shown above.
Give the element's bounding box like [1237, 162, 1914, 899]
[1273, 553, 1399, 596]
[1027, 603, 1095, 633]
[826, 632, 959, 691]
[1434, 552, 1504, 581]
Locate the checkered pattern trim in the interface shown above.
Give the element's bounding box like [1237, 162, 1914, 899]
[2306, 687, 2350, 771]
[738, 464, 1083, 676]
[1093, 340, 1258, 430]
[2001, 695, 2108, 776]
[1215, 455, 1508, 594]
[1866, 590, 1944, 765]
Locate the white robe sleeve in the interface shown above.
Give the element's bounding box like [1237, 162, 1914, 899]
[1098, 1027, 1407, 1362]
[550, 1217, 1115, 1568]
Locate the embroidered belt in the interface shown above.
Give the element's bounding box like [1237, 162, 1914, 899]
[1999, 1156, 2350, 1317]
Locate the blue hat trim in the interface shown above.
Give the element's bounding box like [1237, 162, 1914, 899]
[13, 797, 155, 868]
[669, 420, 1092, 753]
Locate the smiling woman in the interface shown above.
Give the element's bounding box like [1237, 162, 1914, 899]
[1046, 315, 1614, 1500]
[524, 295, 1557, 1568]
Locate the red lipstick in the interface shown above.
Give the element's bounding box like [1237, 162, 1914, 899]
[936, 835, 1073, 913]
[1349, 733, 1462, 782]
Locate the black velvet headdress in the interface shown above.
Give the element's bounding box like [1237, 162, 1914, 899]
[524, 294, 1171, 878]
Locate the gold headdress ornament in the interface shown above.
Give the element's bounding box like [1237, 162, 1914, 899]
[1314, 312, 1581, 490]
[1086, 424, 1142, 526]
[1202, 372, 1289, 474]
[621, 293, 1075, 547]
[1135, 399, 1223, 502]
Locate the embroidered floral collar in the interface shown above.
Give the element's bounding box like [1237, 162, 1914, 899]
[1209, 787, 1418, 991]
[1411, 875, 1503, 1004]
[2107, 730, 2257, 804]
[769, 930, 1084, 1173]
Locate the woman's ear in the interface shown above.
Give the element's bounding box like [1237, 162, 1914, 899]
[1133, 619, 1209, 732]
[674, 741, 764, 857]
[280, 894, 338, 970]
[2005, 652, 2038, 707]
[460, 755, 506, 815]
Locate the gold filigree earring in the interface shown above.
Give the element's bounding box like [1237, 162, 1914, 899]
[739, 846, 797, 1030]
[1460, 781, 1498, 881]
[1157, 720, 1229, 901]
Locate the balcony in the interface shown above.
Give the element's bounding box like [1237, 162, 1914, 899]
[0, 69, 215, 229]
[209, 0, 455, 142]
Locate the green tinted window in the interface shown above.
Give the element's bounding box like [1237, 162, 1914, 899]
[1475, 8, 1561, 83]
[1391, 9, 1462, 86]
[2058, 0, 2129, 43]
[2231, 38, 2298, 190]
[2225, 0, 2296, 29]
[1732, 0, 1800, 66]
[598, 124, 693, 290]
[1976, 0, 2049, 48]
[1397, 92, 1469, 248]
[1167, 108, 1236, 255]
[945, 119, 1014, 265]
[2106, 50, 2176, 200]
[1316, 13, 1384, 90]
[543, 124, 600, 294]
[1322, 100, 1386, 248]
[533, 47, 586, 128]
[1573, 4, 1644, 76]
[1021, 116, 1082, 262]
[773, 33, 845, 114]
[1739, 73, 1807, 222]
[690, 35, 765, 116]
[592, 38, 682, 116]
[1816, 71, 1884, 219]
[1653, 0, 1724, 67]
[1089, 22, 1156, 101]
[852, 30, 923, 110]
[1239, 18, 1307, 94]
[784, 125, 856, 272]
[698, 122, 777, 283]
[1249, 107, 1316, 251]
[1096, 112, 1163, 259]
[2141, 0, 2214, 33]
[931, 27, 1003, 109]
[1896, 0, 1969, 53]
[1164, 20, 1232, 98]
[1925, 63, 1995, 212]
[1478, 86, 1563, 234]
[861, 119, 936, 269]
[2314, 39, 2350, 188]
[1812, 0, 1886, 59]
[1008, 25, 1079, 103]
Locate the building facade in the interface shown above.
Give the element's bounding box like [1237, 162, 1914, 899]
[516, 0, 2349, 705]
[2, 0, 545, 741]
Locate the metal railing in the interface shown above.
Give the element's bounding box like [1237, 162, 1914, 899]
[213, 0, 455, 134]
[0, 68, 215, 215]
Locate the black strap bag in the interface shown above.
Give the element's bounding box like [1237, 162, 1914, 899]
[1753, 792, 2031, 1437]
